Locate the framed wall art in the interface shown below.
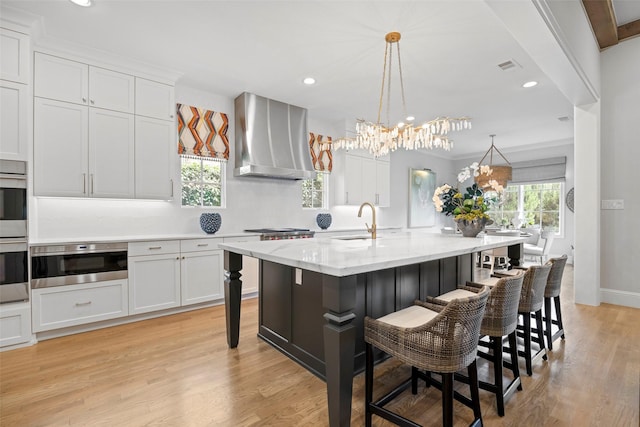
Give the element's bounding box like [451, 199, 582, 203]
[408, 168, 436, 227]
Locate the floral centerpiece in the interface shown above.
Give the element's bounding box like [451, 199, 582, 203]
[433, 162, 504, 237]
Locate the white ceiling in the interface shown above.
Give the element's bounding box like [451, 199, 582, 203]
[613, 0, 640, 25]
[3, 0, 581, 158]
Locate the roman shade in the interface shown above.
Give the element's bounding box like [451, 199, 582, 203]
[510, 156, 566, 184]
[177, 104, 229, 160]
[308, 133, 333, 172]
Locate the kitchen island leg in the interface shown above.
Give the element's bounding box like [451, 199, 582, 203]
[224, 251, 243, 348]
[322, 274, 357, 427]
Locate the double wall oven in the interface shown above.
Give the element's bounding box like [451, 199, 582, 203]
[0, 160, 28, 304]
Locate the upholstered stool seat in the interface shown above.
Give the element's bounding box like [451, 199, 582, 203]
[433, 272, 525, 416]
[365, 288, 489, 427]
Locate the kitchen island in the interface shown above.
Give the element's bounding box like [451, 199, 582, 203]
[219, 230, 527, 427]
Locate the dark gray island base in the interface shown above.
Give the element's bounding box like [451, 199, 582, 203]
[223, 241, 523, 427]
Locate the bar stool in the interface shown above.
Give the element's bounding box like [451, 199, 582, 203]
[497, 264, 551, 375]
[364, 288, 489, 427]
[431, 272, 525, 416]
[543, 255, 568, 350]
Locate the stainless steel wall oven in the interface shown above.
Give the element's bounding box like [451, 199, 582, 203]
[0, 240, 29, 303]
[31, 243, 128, 289]
[0, 160, 27, 239]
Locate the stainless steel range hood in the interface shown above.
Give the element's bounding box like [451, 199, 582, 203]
[234, 92, 316, 180]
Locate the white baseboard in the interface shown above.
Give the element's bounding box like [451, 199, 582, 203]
[600, 288, 640, 309]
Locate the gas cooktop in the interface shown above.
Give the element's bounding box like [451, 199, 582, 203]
[244, 228, 314, 240]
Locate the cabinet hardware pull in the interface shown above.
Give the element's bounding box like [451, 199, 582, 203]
[82, 173, 86, 194]
[170, 179, 174, 198]
[346, 192, 349, 204]
[82, 97, 87, 103]
[90, 99, 95, 105]
[197, 243, 208, 247]
[90, 174, 94, 194]
[176, 256, 180, 260]
[75, 301, 91, 306]
[148, 246, 162, 250]
[182, 256, 185, 260]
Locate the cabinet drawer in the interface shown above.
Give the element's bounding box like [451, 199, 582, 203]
[32, 280, 128, 332]
[128, 240, 180, 256]
[180, 238, 222, 253]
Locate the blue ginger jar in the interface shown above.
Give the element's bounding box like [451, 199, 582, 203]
[316, 213, 332, 230]
[200, 213, 222, 234]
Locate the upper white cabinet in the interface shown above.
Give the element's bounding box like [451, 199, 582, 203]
[0, 28, 29, 84]
[333, 151, 390, 207]
[33, 52, 175, 199]
[35, 53, 135, 113]
[1, 28, 30, 161]
[135, 78, 175, 121]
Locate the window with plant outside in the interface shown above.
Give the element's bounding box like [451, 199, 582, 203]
[302, 172, 328, 209]
[181, 156, 225, 207]
[486, 182, 563, 233]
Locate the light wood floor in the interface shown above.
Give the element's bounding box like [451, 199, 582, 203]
[1, 266, 639, 426]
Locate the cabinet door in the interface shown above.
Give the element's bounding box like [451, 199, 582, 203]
[0, 303, 31, 347]
[135, 116, 174, 199]
[34, 53, 88, 105]
[89, 109, 135, 198]
[135, 78, 175, 121]
[361, 157, 377, 204]
[376, 160, 390, 207]
[89, 67, 135, 113]
[128, 253, 181, 315]
[0, 28, 29, 84]
[344, 154, 362, 205]
[0, 81, 28, 161]
[181, 250, 223, 305]
[34, 98, 88, 197]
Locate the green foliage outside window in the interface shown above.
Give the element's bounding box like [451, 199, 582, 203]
[181, 157, 223, 207]
[487, 182, 561, 231]
[302, 172, 325, 208]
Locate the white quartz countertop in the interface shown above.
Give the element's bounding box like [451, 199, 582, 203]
[28, 232, 261, 246]
[219, 231, 528, 277]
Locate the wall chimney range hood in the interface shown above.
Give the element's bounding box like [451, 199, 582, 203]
[234, 92, 316, 180]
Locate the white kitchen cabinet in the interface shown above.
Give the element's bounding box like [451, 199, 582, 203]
[34, 53, 89, 105]
[34, 97, 89, 197]
[1, 28, 30, 84]
[135, 78, 175, 121]
[128, 241, 181, 315]
[89, 108, 135, 198]
[180, 238, 224, 305]
[135, 115, 174, 199]
[0, 302, 32, 348]
[31, 280, 128, 332]
[0, 81, 28, 161]
[333, 151, 390, 207]
[88, 66, 135, 113]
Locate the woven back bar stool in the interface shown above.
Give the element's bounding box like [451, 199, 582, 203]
[543, 255, 568, 350]
[364, 288, 489, 427]
[497, 264, 551, 375]
[431, 272, 525, 416]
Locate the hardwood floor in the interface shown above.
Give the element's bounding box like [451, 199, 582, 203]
[1, 266, 639, 426]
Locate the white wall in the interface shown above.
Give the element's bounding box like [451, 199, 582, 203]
[599, 37, 640, 307]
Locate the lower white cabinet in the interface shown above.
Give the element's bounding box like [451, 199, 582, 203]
[32, 280, 128, 332]
[128, 239, 224, 315]
[0, 302, 31, 347]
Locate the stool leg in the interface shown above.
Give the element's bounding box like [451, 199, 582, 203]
[535, 309, 547, 361]
[492, 336, 505, 416]
[468, 360, 483, 422]
[365, 343, 373, 427]
[411, 366, 418, 395]
[442, 373, 454, 427]
[554, 296, 565, 339]
[544, 297, 553, 350]
[508, 330, 522, 391]
[522, 314, 533, 376]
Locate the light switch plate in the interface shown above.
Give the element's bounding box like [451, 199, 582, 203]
[601, 199, 624, 210]
[295, 268, 302, 285]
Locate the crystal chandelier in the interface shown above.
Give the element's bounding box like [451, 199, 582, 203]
[333, 32, 471, 157]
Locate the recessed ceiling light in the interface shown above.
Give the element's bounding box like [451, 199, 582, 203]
[69, 0, 92, 6]
[303, 77, 316, 85]
[522, 81, 538, 88]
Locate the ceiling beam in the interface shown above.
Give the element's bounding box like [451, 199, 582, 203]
[618, 18, 640, 42]
[582, 0, 618, 49]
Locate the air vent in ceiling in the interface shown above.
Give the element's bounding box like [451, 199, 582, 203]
[497, 59, 521, 71]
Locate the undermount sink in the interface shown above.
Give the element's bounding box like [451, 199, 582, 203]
[333, 235, 380, 241]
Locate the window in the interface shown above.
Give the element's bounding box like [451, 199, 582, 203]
[302, 172, 328, 208]
[487, 182, 563, 232]
[181, 156, 225, 207]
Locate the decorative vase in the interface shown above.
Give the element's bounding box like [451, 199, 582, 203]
[316, 213, 332, 230]
[200, 213, 222, 234]
[455, 218, 492, 238]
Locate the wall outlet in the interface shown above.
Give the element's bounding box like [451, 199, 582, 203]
[601, 199, 624, 210]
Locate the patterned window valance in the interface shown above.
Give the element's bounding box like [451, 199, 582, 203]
[309, 133, 333, 172]
[177, 104, 229, 160]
